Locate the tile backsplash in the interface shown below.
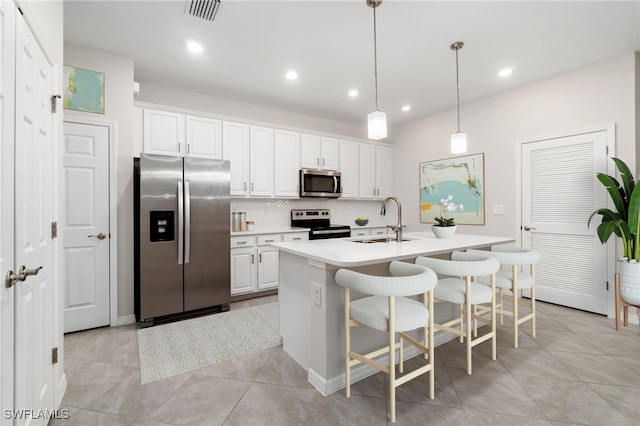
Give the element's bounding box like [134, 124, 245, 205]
[230, 198, 397, 230]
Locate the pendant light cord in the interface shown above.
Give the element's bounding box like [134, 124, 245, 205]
[373, 5, 379, 111]
[455, 47, 460, 133]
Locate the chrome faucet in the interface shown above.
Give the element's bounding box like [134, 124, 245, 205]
[380, 196, 403, 242]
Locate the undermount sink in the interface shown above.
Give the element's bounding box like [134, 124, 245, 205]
[351, 237, 412, 244]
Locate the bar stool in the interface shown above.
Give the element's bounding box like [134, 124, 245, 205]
[467, 247, 540, 348]
[415, 251, 499, 375]
[335, 261, 438, 424]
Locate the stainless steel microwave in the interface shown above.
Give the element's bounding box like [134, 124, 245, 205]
[299, 169, 342, 198]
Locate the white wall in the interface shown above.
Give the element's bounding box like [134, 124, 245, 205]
[63, 43, 136, 320]
[392, 52, 638, 240]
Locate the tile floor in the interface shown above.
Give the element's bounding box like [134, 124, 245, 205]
[55, 296, 640, 426]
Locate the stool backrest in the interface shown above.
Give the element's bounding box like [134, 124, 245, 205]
[335, 261, 437, 297]
[467, 247, 539, 266]
[416, 251, 499, 277]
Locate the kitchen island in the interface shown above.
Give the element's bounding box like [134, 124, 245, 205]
[271, 232, 514, 396]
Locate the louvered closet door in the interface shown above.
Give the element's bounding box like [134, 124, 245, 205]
[522, 131, 608, 314]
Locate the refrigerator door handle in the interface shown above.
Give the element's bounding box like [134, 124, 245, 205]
[185, 180, 191, 264]
[177, 180, 184, 265]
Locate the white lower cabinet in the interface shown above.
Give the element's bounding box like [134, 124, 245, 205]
[351, 228, 371, 237]
[370, 227, 388, 236]
[230, 234, 286, 296]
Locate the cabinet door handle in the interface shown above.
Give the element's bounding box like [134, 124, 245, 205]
[322, 158, 325, 166]
[264, 239, 274, 243]
[258, 253, 262, 263]
[292, 237, 301, 241]
[187, 144, 190, 154]
[178, 143, 181, 153]
[251, 254, 255, 263]
[316, 157, 320, 165]
[236, 241, 247, 245]
[243, 182, 247, 191]
[251, 182, 254, 191]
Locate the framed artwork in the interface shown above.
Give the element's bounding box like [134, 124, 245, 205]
[419, 153, 485, 225]
[63, 66, 105, 114]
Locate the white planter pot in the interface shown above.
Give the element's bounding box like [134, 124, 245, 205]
[432, 225, 456, 239]
[617, 259, 640, 305]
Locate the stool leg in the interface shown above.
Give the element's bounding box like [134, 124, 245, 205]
[389, 296, 396, 423]
[512, 266, 519, 348]
[428, 290, 435, 400]
[531, 264, 536, 338]
[465, 277, 473, 375]
[491, 273, 496, 361]
[344, 288, 351, 397]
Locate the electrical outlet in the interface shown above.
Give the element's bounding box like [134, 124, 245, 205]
[312, 284, 322, 307]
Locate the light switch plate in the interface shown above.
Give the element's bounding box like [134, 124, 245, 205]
[493, 204, 504, 215]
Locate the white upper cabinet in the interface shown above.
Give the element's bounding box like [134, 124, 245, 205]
[358, 143, 392, 199]
[143, 109, 222, 159]
[274, 129, 301, 198]
[339, 140, 359, 199]
[143, 109, 184, 156]
[185, 116, 222, 159]
[248, 125, 274, 197]
[223, 121, 250, 196]
[300, 134, 339, 170]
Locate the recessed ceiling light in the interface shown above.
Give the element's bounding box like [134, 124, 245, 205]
[286, 70, 298, 80]
[186, 40, 204, 54]
[348, 89, 359, 98]
[498, 67, 515, 77]
[401, 105, 411, 112]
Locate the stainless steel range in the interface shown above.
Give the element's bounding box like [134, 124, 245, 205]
[291, 209, 351, 240]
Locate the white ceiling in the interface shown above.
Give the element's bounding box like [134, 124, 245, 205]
[63, 1, 640, 128]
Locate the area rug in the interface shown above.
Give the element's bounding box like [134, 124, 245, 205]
[137, 302, 280, 384]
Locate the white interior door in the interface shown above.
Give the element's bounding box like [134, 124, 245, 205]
[14, 11, 56, 423]
[63, 122, 110, 333]
[0, 2, 16, 421]
[522, 130, 609, 314]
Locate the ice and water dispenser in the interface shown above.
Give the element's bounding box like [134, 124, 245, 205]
[149, 211, 175, 242]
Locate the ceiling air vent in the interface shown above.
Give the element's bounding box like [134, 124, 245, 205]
[185, 0, 221, 22]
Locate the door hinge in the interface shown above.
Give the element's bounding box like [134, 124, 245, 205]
[51, 222, 58, 239]
[51, 94, 61, 113]
[52, 347, 58, 364]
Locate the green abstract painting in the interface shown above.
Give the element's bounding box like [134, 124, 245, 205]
[419, 153, 485, 225]
[63, 66, 104, 114]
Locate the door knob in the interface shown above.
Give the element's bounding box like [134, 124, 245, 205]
[88, 233, 107, 240]
[5, 265, 43, 288]
[523, 226, 536, 231]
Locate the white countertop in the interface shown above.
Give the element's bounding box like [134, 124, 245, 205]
[271, 232, 515, 267]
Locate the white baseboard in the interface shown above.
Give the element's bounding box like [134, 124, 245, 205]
[116, 314, 136, 326]
[307, 332, 457, 396]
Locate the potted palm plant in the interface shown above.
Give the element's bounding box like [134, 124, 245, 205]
[432, 195, 462, 239]
[588, 157, 640, 305]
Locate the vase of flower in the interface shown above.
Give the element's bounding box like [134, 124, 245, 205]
[432, 224, 457, 239]
[432, 195, 463, 239]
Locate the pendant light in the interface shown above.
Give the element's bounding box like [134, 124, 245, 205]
[450, 41, 467, 154]
[367, 0, 386, 140]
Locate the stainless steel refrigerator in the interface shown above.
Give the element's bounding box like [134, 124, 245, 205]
[134, 153, 230, 325]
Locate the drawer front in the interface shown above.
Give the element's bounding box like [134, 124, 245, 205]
[351, 229, 371, 237]
[284, 232, 309, 242]
[257, 234, 283, 246]
[370, 227, 387, 236]
[230, 235, 256, 248]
